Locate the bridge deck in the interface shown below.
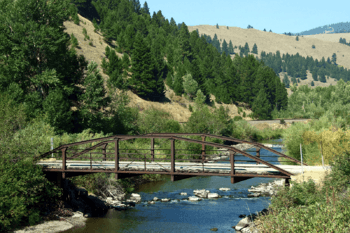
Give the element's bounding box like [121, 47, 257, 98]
[37, 161, 325, 177]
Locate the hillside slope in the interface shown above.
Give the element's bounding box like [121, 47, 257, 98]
[188, 25, 350, 94]
[62, 15, 253, 122]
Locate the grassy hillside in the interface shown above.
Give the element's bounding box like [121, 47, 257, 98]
[188, 25, 350, 95]
[63, 14, 254, 122]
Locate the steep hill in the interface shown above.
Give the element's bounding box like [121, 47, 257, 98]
[188, 25, 350, 95]
[63, 15, 253, 122]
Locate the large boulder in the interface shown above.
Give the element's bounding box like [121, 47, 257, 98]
[208, 193, 220, 198]
[129, 193, 141, 203]
[193, 189, 210, 198]
[62, 180, 109, 218]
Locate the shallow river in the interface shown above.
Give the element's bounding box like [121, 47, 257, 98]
[64, 139, 284, 233]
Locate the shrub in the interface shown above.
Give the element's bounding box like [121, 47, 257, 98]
[234, 116, 243, 121]
[188, 104, 193, 112]
[280, 118, 286, 124]
[312, 45, 315, 49]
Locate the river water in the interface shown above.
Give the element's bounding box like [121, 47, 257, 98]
[64, 139, 284, 233]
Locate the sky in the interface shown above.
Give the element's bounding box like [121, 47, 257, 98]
[142, 0, 350, 34]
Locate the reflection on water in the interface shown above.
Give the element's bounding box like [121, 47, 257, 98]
[64, 140, 285, 233]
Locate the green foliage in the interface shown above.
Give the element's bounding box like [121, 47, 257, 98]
[70, 33, 79, 49]
[311, 80, 315, 86]
[283, 74, 290, 88]
[137, 107, 181, 134]
[296, 36, 299, 41]
[173, 73, 184, 96]
[185, 105, 233, 136]
[233, 116, 243, 121]
[257, 155, 350, 232]
[165, 72, 173, 89]
[251, 87, 272, 120]
[188, 104, 193, 112]
[194, 89, 206, 111]
[130, 32, 164, 100]
[182, 73, 198, 99]
[122, 53, 130, 70]
[251, 43, 258, 54]
[312, 44, 315, 49]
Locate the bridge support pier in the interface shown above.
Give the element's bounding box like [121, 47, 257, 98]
[285, 178, 291, 187]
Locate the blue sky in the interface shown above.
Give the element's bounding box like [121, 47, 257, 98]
[142, 0, 350, 34]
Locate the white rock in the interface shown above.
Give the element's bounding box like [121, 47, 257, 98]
[131, 193, 141, 198]
[106, 197, 113, 201]
[161, 198, 171, 202]
[153, 197, 159, 201]
[148, 201, 155, 204]
[219, 188, 231, 191]
[188, 196, 202, 201]
[208, 193, 219, 198]
[180, 192, 187, 195]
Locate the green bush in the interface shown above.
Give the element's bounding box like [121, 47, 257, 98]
[233, 116, 243, 121]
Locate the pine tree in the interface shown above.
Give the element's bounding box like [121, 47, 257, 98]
[221, 39, 229, 55]
[130, 32, 164, 100]
[252, 87, 272, 119]
[228, 40, 234, 54]
[283, 74, 290, 88]
[173, 73, 184, 96]
[311, 81, 315, 86]
[178, 22, 192, 62]
[244, 42, 250, 53]
[252, 43, 258, 54]
[263, 28, 266, 32]
[142, 1, 150, 15]
[216, 23, 219, 29]
[332, 53, 337, 65]
[296, 36, 299, 41]
[122, 53, 130, 71]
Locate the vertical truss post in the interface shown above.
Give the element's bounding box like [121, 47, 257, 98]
[102, 144, 108, 161]
[151, 138, 154, 162]
[256, 148, 261, 165]
[230, 150, 235, 184]
[61, 148, 67, 196]
[115, 139, 119, 180]
[201, 135, 206, 172]
[171, 138, 175, 181]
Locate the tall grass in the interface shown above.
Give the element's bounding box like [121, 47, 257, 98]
[254, 150, 350, 232]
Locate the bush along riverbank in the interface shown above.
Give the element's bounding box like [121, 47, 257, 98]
[10, 173, 165, 233]
[235, 150, 350, 233]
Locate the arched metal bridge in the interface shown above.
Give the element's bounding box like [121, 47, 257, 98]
[36, 133, 308, 188]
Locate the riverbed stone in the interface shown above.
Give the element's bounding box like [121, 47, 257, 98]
[148, 201, 155, 204]
[235, 217, 252, 231]
[130, 193, 141, 203]
[153, 197, 159, 201]
[161, 198, 171, 202]
[180, 192, 187, 195]
[208, 193, 220, 198]
[219, 188, 231, 191]
[188, 196, 202, 201]
[193, 190, 209, 198]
